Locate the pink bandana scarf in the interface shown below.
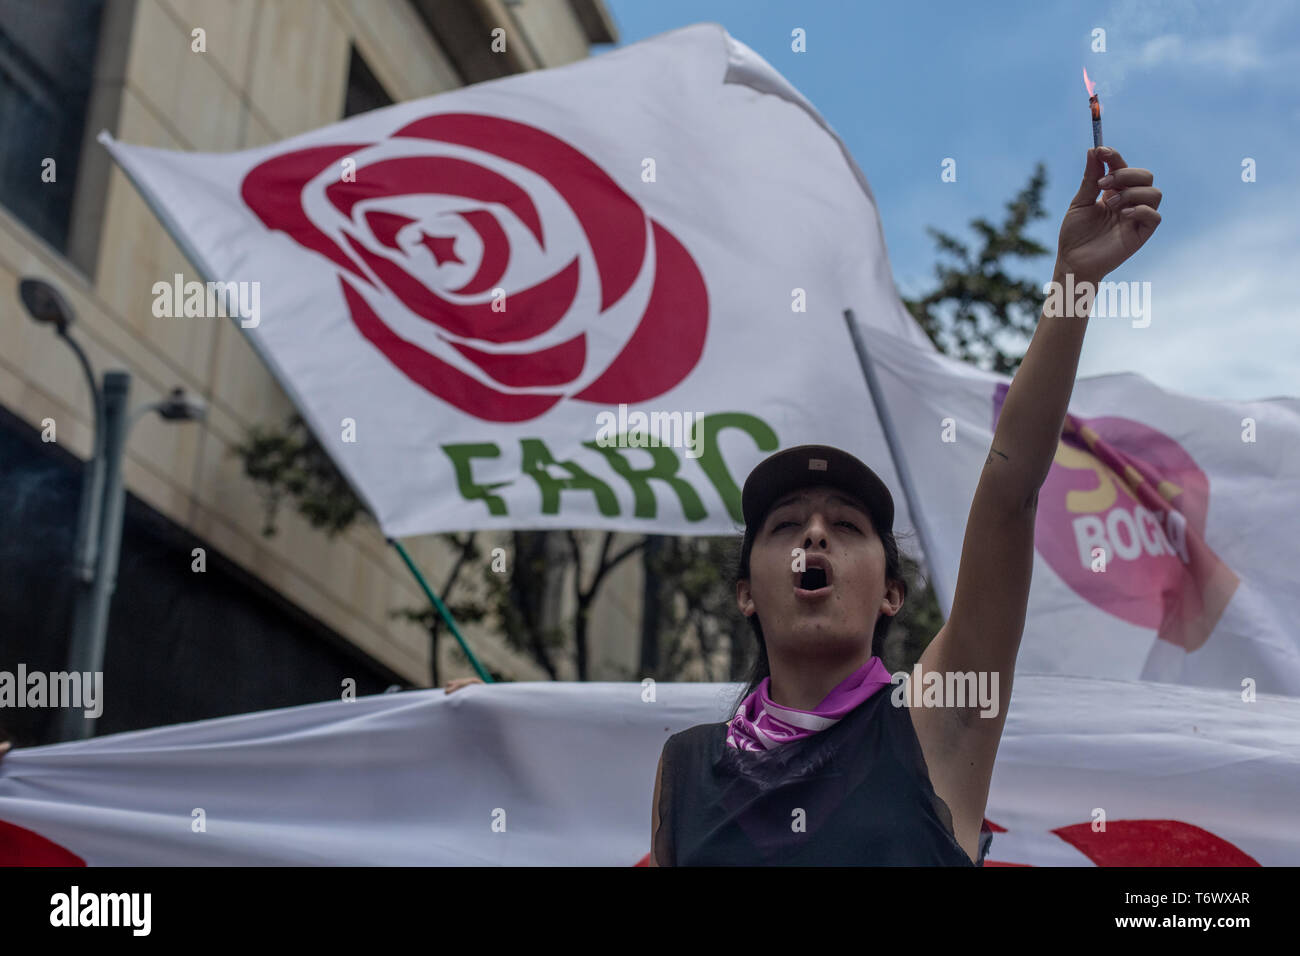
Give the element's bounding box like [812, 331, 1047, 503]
[725, 656, 894, 751]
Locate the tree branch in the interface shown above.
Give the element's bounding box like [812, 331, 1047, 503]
[585, 535, 647, 605]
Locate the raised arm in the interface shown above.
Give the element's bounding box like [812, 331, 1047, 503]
[911, 146, 1162, 858]
[926, 146, 1162, 698]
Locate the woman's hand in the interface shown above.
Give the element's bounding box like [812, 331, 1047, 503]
[444, 677, 484, 694]
[1057, 146, 1162, 283]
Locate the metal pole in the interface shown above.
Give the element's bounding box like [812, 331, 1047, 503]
[58, 371, 131, 740]
[62, 334, 105, 585]
[388, 538, 494, 683]
[61, 349, 106, 740]
[842, 311, 953, 619]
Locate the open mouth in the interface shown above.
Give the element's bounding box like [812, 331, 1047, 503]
[799, 567, 829, 590]
[793, 556, 833, 596]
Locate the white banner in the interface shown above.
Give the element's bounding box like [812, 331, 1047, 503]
[100, 22, 932, 538]
[0, 677, 1294, 866]
[866, 327, 1300, 694]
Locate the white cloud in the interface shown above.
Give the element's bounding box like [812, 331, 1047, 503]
[1077, 194, 1300, 402]
[1093, 0, 1297, 93]
[1135, 33, 1266, 73]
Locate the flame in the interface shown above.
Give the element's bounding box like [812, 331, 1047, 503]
[1082, 66, 1097, 98]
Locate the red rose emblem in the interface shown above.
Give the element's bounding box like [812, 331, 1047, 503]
[241, 113, 708, 422]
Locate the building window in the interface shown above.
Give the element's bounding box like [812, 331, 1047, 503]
[0, 0, 104, 253]
[342, 45, 393, 118]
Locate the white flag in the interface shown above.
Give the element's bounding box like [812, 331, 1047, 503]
[0, 677, 1292, 866]
[863, 325, 1300, 695]
[100, 23, 931, 538]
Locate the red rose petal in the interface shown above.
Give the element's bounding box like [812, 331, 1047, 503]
[452, 209, 509, 296]
[366, 211, 417, 250]
[451, 333, 586, 388]
[342, 277, 561, 422]
[574, 221, 707, 403]
[241, 143, 371, 281]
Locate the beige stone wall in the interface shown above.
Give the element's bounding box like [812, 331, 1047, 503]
[502, 0, 594, 67]
[0, 0, 634, 688]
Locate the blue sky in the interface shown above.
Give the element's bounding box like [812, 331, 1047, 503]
[593, 0, 1299, 402]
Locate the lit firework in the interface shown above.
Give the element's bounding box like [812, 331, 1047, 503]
[1083, 67, 1102, 147]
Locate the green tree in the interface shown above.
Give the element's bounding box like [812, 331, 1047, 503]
[906, 162, 1051, 376]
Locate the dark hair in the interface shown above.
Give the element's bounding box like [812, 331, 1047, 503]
[731, 515, 909, 713]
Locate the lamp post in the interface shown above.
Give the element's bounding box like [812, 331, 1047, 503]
[19, 277, 206, 741]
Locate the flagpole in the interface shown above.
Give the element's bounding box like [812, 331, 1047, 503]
[388, 538, 495, 683]
[842, 310, 953, 620]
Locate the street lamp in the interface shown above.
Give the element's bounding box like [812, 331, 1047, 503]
[155, 387, 207, 422]
[19, 277, 205, 741]
[20, 278, 104, 595]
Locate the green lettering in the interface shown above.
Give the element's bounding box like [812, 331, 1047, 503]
[582, 438, 706, 520]
[694, 413, 779, 522]
[442, 442, 509, 515]
[521, 438, 619, 516]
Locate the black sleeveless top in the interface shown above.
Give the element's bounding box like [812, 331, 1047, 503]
[655, 688, 990, 866]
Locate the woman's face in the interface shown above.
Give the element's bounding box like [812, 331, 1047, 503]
[736, 485, 902, 659]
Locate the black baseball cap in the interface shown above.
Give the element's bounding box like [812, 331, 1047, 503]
[740, 445, 895, 543]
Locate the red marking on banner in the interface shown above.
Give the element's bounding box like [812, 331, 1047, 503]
[1053, 819, 1259, 867]
[0, 819, 86, 866]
